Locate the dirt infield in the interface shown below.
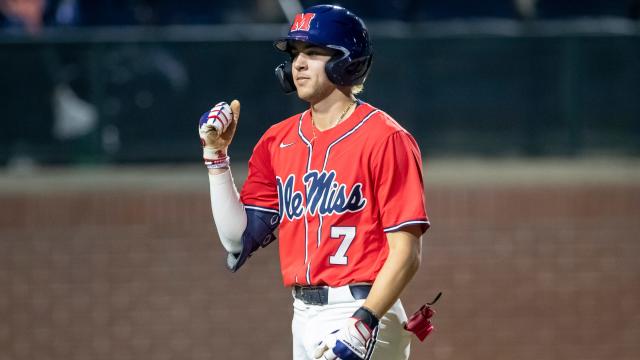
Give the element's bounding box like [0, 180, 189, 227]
[1, 159, 639, 360]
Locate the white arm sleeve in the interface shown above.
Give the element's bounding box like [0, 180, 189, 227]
[208, 170, 247, 254]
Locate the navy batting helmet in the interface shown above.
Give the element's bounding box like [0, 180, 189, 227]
[274, 4, 373, 93]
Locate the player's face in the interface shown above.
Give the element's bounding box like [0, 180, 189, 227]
[290, 42, 336, 103]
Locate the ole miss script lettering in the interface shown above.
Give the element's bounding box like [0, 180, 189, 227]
[240, 102, 429, 287]
[278, 170, 367, 221]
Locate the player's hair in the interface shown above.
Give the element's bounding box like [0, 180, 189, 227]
[352, 84, 364, 95]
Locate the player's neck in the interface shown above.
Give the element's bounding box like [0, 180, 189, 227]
[310, 90, 356, 131]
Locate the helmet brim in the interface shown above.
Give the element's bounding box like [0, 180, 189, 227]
[273, 35, 327, 53]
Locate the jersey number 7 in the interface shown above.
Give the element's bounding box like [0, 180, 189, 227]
[329, 226, 356, 265]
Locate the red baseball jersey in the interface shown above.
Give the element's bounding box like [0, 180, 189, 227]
[240, 102, 429, 287]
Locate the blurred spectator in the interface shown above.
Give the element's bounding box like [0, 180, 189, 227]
[0, 0, 46, 34]
[0, 0, 146, 31]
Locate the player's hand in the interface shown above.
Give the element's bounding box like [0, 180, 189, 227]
[313, 318, 373, 360]
[198, 100, 240, 167]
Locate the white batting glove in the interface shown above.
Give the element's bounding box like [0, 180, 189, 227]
[197, 100, 240, 169]
[313, 307, 379, 360]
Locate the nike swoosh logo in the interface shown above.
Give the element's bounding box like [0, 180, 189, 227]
[279, 142, 295, 148]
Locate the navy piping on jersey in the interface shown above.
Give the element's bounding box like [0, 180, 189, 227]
[317, 215, 323, 247]
[297, 110, 313, 284]
[243, 205, 279, 215]
[383, 219, 430, 233]
[322, 109, 379, 170]
[297, 110, 312, 173]
[303, 215, 309, 270]
[303, 213, 309, 266]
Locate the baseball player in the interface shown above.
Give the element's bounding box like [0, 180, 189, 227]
[198, 5, 429, 360]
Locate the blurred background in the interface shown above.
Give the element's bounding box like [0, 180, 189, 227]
[1, 1, 639, 359]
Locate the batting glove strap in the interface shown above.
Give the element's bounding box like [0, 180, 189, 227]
[352, 306, 379, 330]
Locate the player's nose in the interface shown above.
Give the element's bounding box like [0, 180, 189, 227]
[293, 53, 308, 70]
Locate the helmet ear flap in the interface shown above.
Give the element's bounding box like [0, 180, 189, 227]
[275, 61, 296, 94]
[325, 54, 373, 86]
[344, 55, 373, 82]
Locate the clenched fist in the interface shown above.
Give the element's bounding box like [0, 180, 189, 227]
[198, 100, 240, 168]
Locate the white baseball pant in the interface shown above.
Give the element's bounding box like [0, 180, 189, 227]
[291, 285, 411, 360]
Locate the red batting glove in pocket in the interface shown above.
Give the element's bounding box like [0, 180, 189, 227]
[404, 292, 441, 342]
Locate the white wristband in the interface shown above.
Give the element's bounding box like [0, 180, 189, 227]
[205, 156, 230, 169]
[208, 170, 247, 254]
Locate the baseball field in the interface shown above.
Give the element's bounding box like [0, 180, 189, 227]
[1, 157, 638, 360]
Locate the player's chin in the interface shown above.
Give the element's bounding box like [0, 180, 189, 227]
[295, 88, 314, 102]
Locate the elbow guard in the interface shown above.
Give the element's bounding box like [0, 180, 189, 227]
[226, 208, 279, 272]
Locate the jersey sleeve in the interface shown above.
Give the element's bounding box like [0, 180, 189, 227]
[240, 135, 279, 213]
[373, 131, 430, 234]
